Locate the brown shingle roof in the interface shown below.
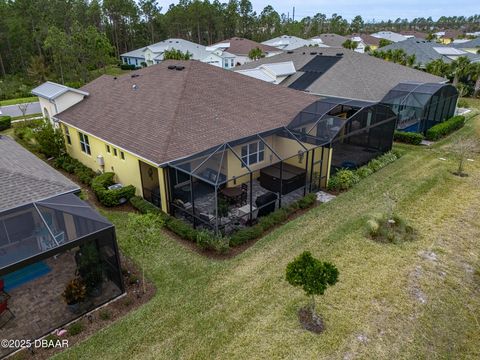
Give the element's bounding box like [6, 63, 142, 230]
[56, 61, 317, 165]
[213, 37, 281, 55]
[349, 33, 381, 46]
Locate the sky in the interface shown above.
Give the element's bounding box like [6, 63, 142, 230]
[157, 0, 479, 22]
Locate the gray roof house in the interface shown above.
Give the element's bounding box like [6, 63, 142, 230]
[234, 46, 446, 102]
[310, 34, 348, 47]
[452, 37, 480, 53]
[380, 38, 480, 67]
[262, 35, 327, 50]
[0, 135, 79, 212]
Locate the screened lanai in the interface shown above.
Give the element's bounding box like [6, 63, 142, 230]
[0, 194, 124, 357]
[381, 82, 458, 133]
[166, 97, 397, 234]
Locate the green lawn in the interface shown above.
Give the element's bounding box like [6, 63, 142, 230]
[0, 96, 38, 106]
[50, 109, 480, 359]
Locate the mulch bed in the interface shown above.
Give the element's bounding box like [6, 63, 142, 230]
[298, 306, 325, 334]
[10, 255, 156, 360]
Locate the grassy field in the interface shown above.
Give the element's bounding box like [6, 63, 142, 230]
[45, 105, 479, 359]
[0, 96, 38, 106]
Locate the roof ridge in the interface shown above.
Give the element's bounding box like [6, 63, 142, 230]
[161, 62, 193, 159]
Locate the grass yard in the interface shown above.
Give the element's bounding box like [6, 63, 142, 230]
[45, 105, 480, 359]
[0, 96, 38, 106]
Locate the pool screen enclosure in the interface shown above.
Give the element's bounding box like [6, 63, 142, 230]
[166, 97, 397, 234]
[381, 82, 458, 133]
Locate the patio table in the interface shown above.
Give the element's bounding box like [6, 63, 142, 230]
[220, 186, 243, 203]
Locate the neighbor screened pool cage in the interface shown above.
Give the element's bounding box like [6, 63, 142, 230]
[0, 193, 124, 357]
[166, 97, 397, 234]
[381, 82, 458, 133]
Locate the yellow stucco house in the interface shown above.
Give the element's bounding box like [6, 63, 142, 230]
[32, 61, 397, 233]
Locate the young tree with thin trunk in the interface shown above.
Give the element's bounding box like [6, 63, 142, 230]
[17, 103, 29, 122]
[127, 213, 164, 294]
[286, 251, 339, 315]
[449, 136, 479, 176]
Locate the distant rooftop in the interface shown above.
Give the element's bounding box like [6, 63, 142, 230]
[120, 38, 210, 61]
[211, 37, 282, 56]
[262, 35, 326, 51]
[0, 136, 79, 212]
[371, 31, 408, 43]
[235, 46, 446, 102]
[31, 81, 89, 101]
[311, 34, 348, 47]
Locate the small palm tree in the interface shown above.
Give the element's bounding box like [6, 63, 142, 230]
[449, 56, 471, 87]
[248, 47, 264, 60]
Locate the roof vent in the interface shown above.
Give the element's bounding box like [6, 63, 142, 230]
[167, 65, 176, 70]
[302, 52, 306, 55]
[132, 84, 138, 91]
[113, 77, 117, 80]
[175, 66, 185, 71]
[318, 52, 323, 55]
[310, 51, 317, 55]
[130, 73, 140, 78]
[287, 50, 294, 54]
[336, 53, 344, 56]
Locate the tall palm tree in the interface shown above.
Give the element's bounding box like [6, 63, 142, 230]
[449, 56, 471, 87]
[471, 62, 480, 98]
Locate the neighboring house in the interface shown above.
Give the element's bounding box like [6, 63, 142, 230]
[234, 47, 457, 133]
[400, 30, 428, 39]
[452, 37, 480, 54]
[310, 34, 348, 47]
[261, 35, 326, 51]
[208, 37, 283, 66]
[31, 82, 89, 123]
[234, 46, 446, 102]
[434, 29, 465, 44]
[371, 31, 408, 43]
[120, 38, 236, 69]
[0, 135, 124, 358]
[380, 38, 480, 67]
[235, 61, 297, 84]
[44, 61, 397, 233]
[348, 33, 381, 51]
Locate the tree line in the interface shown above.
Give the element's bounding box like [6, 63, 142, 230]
[0, 0, 479, 99]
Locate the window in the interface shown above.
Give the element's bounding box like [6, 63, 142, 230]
[106, 145, 110, 153]
[79, 132, 91, 155]
[113, 148, 117, 157]
[64, 126, 71, 145]
[225, 60, 229, 68]
[230, 59, 234, 67]
[120, 151, 125, 160]
[241, 141, 265, 167]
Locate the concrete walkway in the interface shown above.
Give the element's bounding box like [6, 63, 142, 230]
[0, 102, 41, 117]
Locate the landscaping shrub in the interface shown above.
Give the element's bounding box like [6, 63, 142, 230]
[366, 214, 415, 244]
[327, 151, 399, 191]
[394, 131, 424, 145]
[425, 115, 465, 141]
[297, 193, 317, 209]
[196, 230, 229, 253]
[0, 115, 11, 131]
[53, 154, 96, 185]
[457, 99, 469, 108]
[356, 166, 373, 179]
[165, 217, 198, 242]
[13, 120, 42, 140]
[327, 169, 360, 191]
[229, 225, 263, 246]
[34, 120, 66, 158]
[91, 172, 135, 207]
[119, 64, 136, 70]
[129, 196, 161, 215]
[68, 322, 84, 336]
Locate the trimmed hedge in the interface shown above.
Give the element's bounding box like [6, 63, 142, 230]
[328, 151, 399, 191]
[129, 192, 319, 250]
[0, 116, 12, 131]
[53, 155, 97, 185]
[119, 64, 137, 70]
[91, 172, 135, 207]
[394, 131, 424, 145]
[425, 115, 465, 141]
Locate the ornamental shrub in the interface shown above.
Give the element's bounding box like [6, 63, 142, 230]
[91, 172, 135, 207]
[425, 115, 465, 141]
[394, 131, 424, 145]
[0, 116, 11, 131]
[327, 169, 360, 191]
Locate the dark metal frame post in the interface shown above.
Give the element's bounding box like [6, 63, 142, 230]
[214, 185, 219, 234]
[249, 172, 253, 223]
[190, 175, 196, 229]
[279, 161, 283, 208]
[309, 148, 315, 192]
[303, 150, 309, 196]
